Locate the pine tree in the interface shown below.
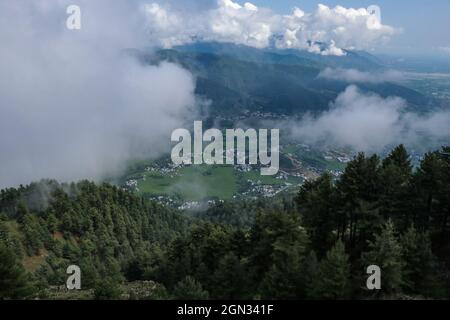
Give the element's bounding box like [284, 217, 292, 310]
[259, 240, 304, 299]
[249, 211, 308, 284]
[79, 257, 99, 289]
[436, 147, 450, 235]
[16, 202, 29, 223]
[303, 251, 321, 299]
[316, 240, 350, 299]
[213, 252, 248, 299]
[297, 173, 338, 256]
[401, 226, 438, 296]
[413, 152, 445, 231]
[172, 276, 209, 300]
[382, 144, 412, 177]
[21, 214, 44, 255]
[363, 220, 404, 294]
[0, 244, 34, 299]
[93, 277, 122, 300]
[249, 210, 309, 299]
[337, 153, 382, 248]
[46, 212, 58, 233]
[380, 145, 413, 229]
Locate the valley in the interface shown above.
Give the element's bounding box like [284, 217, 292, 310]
[117, 43, 450, 211]
[2, 1, 450, 303]
[119, 144, 352, 210]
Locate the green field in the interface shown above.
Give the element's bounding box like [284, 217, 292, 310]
[137, 165, 237, 201]
[121, 144, 348, 202]
[129, 164, 304, 201]
[295, 150, 347, 171]
[243, 170, 303, 186]
[243, 171, 285, 186]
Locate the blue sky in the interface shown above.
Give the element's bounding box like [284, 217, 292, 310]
[250, 0, 450, 54]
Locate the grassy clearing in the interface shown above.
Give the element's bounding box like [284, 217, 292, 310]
[243, 171, 285, 186]
[137, 165, 238, 201]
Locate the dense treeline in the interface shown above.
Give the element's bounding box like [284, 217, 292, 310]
[0, 180, 188, 299]
[0, 145, 449, 299]
[295, 145, 450, 298]
[194, 196, 295, 228]
[157, 145, 450, 299]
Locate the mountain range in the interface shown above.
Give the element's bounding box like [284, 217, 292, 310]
[138, 42, 435, 117]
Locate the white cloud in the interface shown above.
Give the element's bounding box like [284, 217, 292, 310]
[318, 68, 404, 83]
[438, 47, 450, 54]
[145, 0, 277, 49]
[0, 0, 199, 188]
[145, 0, 399, 55]
[277, 4, 398, 55]
[288, 86, 450, 152]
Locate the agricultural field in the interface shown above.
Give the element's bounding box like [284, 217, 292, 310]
[137, 165, 237, 201]
[119, 144, 352, 208]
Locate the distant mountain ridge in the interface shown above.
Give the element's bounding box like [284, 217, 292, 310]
[141, 42, 435, 117]
[176, 42, 383, 71]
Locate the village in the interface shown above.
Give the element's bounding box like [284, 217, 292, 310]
[120, 142, 359, 210]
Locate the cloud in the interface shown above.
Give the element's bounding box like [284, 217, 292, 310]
[318, 68, 405, 83]
[144, 0, 399, 55]
[144, 0, 278, 49]
[0, 0, 199, 188]
[438, 47, 450, 54]
[277, 4, 398, 55]
[287, 86, 450, 152]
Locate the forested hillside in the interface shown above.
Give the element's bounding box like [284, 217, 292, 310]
[0, 181, 188, 299]
[138, 43, 435, 116]
[1, 146, 450, 300]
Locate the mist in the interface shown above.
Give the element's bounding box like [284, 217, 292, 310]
[318, 68, 405, 84]
[285, 86, 450, 152]
[0, 1, 200, 188]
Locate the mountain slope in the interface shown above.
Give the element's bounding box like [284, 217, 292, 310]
[142, 43, 435, 116]
[0, 180, 188, 287]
